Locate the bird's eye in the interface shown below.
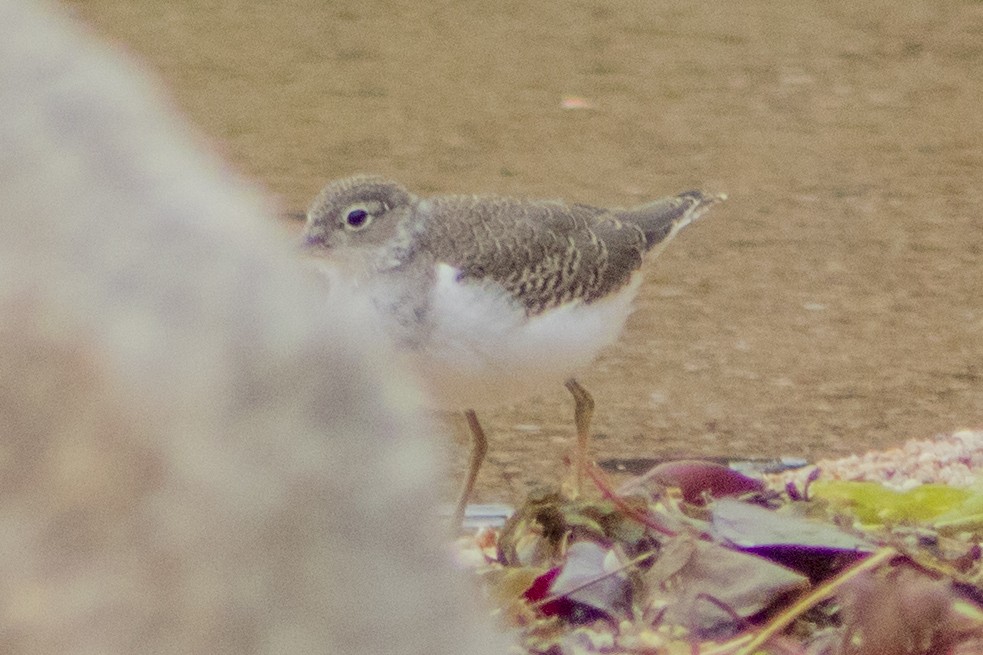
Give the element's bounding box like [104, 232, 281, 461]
[343, 207, 371, 230]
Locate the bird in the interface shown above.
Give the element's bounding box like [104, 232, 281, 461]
[299, 175, 725, 527]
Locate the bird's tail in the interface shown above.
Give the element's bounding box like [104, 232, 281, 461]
[620, 190, 726, 253]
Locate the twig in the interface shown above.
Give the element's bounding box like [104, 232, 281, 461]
[584, 461, 678, 537]
[734, 546, 899, 655]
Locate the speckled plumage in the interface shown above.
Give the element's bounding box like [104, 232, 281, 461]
[302, 175, 723, 316]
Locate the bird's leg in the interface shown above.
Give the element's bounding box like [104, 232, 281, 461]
[452, 409, 488, 529]
[564, 378, 595, 496]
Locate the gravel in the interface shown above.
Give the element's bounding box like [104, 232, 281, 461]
[774, 429, 983, 491]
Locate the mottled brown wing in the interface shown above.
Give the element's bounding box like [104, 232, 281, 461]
[419, 196, 648, 315]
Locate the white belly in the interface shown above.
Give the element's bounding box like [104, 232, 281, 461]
[403, 263, 643, 411]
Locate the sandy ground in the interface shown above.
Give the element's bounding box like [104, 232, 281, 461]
[63, 0, 982, 506]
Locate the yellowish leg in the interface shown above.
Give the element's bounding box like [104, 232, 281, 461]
[452, 409, 488, 529]
[564, 378, 595, 496]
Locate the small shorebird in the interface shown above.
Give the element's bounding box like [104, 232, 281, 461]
[300, 176, 725, 526]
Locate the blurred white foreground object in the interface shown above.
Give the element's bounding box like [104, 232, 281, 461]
[0, 1, 504, 653]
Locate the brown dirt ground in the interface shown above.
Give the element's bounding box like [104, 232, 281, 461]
[64, 0, 982, 507]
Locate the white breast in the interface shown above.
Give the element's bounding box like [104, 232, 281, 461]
[403, 263, 643, 410]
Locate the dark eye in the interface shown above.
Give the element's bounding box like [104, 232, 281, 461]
[346, 208, 369, 227]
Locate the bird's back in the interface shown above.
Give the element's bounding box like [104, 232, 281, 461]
[417, 190, 719, 315]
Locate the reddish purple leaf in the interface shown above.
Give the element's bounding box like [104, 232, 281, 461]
[638, 460, 765, 504]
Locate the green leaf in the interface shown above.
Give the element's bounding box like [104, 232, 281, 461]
[811, 481, 972, 525]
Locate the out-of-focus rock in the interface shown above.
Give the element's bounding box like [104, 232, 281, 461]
[0, 1, 504, 652]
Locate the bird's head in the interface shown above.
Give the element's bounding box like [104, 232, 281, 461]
[300, 175, 415, 270]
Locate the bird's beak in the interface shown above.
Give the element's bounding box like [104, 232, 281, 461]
[299, 230, 328, 252]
